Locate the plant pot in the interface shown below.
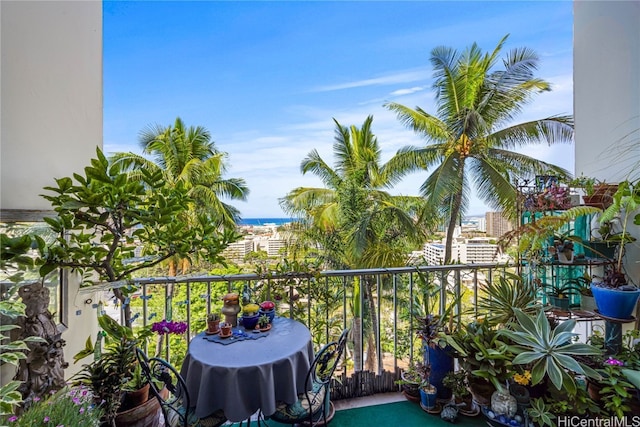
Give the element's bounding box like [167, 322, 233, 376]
[115, 386, 166, 427]
[207, 319, 220, 334]
[423, 344, 454, 400]
[549, 295, 571, 311]
[469, 379, 495, 407]
[242, 313, 260, 330]
[557, 250, 574, 264]
[509, 383, 530, 412]
[583, 241, 617, 260]
[258, 323, 272, 332]
[419, 386, 438, 410]
[580, 294, 597, 312]
[259, 307, 275, 323]
[591, 283, 640, 320]
[582, 184, 618, 209]
[121, 383, 150, 410]
[400, 370, 421, 399]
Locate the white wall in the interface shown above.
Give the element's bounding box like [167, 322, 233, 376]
[574, 1, 640, 286]
[0, 1, 103, 379]
[1, 0, 103, 210]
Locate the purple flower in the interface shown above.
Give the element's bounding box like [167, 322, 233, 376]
[8, 415, 18, 422]
[605, 357, 624, 366]
[151, 320, 187, 335]
[33, 397, 41, 402]
[43, 416, 50, 422]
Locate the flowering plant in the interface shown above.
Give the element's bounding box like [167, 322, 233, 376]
[524, 184, 572, 212]
[512, 370, 532, 386]
[151, 319, 187, 335]
[242, 303, 260, 315]
[5, 386, 103, 426]
[260, 300, 275, 310]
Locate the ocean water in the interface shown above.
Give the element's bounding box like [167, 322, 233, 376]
[238, 218, 297, 226]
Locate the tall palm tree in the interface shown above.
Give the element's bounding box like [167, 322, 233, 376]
[111, 117, 249, 274]
[281, 116, 435, 371]
[385, 35, 574, 264]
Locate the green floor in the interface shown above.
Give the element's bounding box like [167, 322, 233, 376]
[230, 400, 488, 427]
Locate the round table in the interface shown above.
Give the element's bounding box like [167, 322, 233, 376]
[180, 317, 314, 422]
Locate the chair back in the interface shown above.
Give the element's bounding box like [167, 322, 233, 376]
[310, 328, 349, 387]
[136, 347, 190, 427]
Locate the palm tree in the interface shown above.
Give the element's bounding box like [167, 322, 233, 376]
[113, 118, 248, 235]
[385, 34, 574, 264]
[281, 116, 435, 371]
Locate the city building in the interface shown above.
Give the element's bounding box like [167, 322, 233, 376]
[485, 211, 514, 238]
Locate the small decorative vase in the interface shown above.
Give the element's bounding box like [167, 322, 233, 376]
[221, 293, 241, 326]
[220, 323, 232, 337]
[491, 388, 517, 417]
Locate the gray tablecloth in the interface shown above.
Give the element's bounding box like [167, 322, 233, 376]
[180, 317, 314, 422]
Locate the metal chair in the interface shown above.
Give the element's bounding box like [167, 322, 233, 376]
[269, 328, 349, 427]
[135, 348, 226, 427]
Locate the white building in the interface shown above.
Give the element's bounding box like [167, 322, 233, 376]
[222, 239, 254, 261]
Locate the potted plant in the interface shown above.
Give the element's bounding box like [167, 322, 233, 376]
[443, 370, 473, 412]
[415, 362, 437, 411]
[241, 303, 260, 330]
[206, 312, 221, 334]
[121, 363, 150, 410]
[219, 322, 232, 338]
[396, 363, 422, 402]
[71, 314, 154, 427]
[590, 179, 640, 320]
[258, 300, 276, 323]
[3, 386, 104, 426]
[543, 281, 581, 311]
[257, 314, 271, 332]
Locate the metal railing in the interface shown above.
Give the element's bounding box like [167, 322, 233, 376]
[121, 263, 511, 376]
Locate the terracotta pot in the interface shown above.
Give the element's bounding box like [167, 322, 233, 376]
[122, 383, 150, 410]
[115, 386, 166, 427]
[207, 319, 220, 334]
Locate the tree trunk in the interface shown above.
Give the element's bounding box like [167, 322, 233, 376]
[444, 162, 465, 264]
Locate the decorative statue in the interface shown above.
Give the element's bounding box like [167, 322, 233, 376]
[11, 282, 68, 409]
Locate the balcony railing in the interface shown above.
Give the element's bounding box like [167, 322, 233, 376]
[111, 263, 513, 399]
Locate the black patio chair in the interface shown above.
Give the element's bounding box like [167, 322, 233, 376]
[135, 347, 226, 427]
[269, 328, 350, 427]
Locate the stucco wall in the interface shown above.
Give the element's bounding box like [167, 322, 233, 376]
[574, 1, 640, 286]
[1, 0, 103, 210]
[0, 1, 103, 379]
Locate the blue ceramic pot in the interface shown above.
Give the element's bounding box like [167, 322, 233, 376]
[259, 308, 275, 323]
[242, 313, 260, 330]
[591, 283, 640, 320]
[419, 386, 437, 409]
[424, 344, 454, 400]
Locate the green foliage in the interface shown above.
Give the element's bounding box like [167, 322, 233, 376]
[527, 397, 557, 427]
[385, 34, 574, 263]
[70, 314, 152, 424]
[476, 272, 540, 327]
[597, 365, 634, 418]
[40, 147, 238, 286]
[500, 309, 602, 393]
[4, 386, 103, 427]
[600, 179, 640, 273]
[443, 321, 512, 390]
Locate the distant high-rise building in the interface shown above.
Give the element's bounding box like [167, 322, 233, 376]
[485, 211, 513, 238]
[477, 218, 486, 232]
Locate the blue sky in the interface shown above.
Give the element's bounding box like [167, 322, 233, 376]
[103, 1, 574, 218]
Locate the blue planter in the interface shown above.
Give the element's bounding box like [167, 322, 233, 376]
[419, 387, 438, 409]
[591, 284, 640, 320]
[259, 308, 275, 323]
[423, 344, 454, 400]
[242, 313, 260, 330]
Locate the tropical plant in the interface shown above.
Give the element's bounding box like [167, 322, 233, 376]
[599, 179, 640, 282]
[0, 234, 47, 417]
[111, 117, 249, 233]
[442, 369, 470, 399]
[384, 34, 574, 263]
[38, 148, 238, 325]
[280, 116, 432, 371]
[442, 320, 512, 390]
[499, 309, 602, 394]
[70, 314, 153, 426]
[527, 397, 556, 427]
[476, 272, 540, 326]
